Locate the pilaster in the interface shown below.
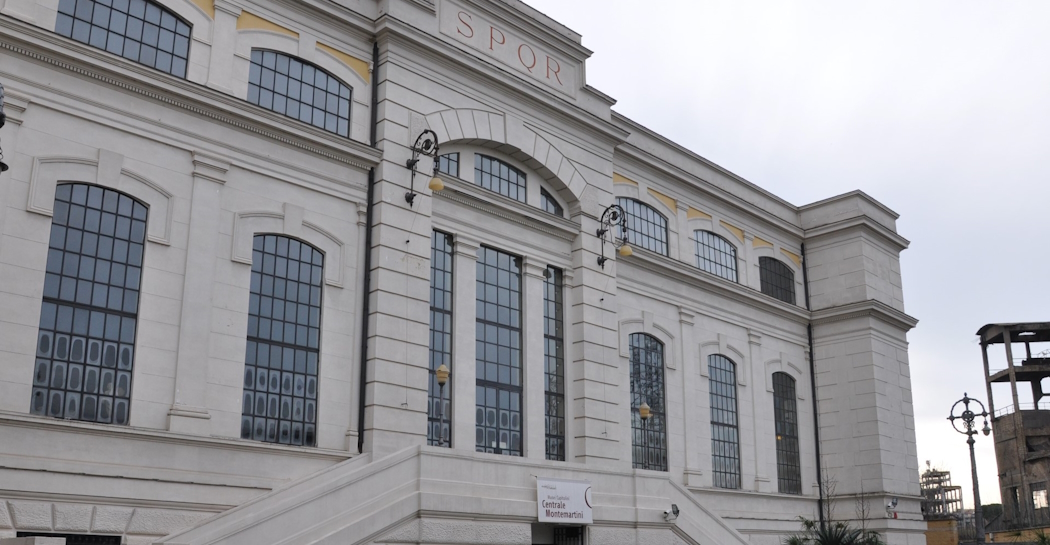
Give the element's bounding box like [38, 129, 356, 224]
[522, 256, 547, 460]
[451, 234, 479, 451]
[168, 151, 229, 435]
[207, 0, 241, 94]
[747, 329, 771, 492]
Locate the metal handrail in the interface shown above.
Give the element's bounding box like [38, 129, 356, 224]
[993, 401, 1050, 418]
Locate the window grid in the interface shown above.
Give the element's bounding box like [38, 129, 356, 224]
[616, 197, 668, 256]
[540, 188, 564, 217]
[759, 257, 796, 305]
[630, 333, 668, 471]
[437, 153, 459, 178]
[544, 266, 565, 461]
[428, 231, 454, 447]
[242, 235, 324, 447]
[553, 527, 584, 545]
[248, 50, 352, 138]
[475, 247, 523, 456]
[474, 154, 526, 202]
[695, 231, 738, 282]
[32, 183, 147, 425]
[773, 372, 802, 494]
[56, 0, 191, 78]
[710, 354, 741, 488]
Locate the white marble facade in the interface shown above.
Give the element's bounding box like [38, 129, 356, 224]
[0, 0, 924, 543]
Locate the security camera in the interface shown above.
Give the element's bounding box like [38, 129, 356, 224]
[663, 504, 679, 521]
[887, 498, 898, 509]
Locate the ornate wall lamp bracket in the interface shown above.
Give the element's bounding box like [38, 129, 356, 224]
[0, 82, 9, 173]
[596, 203, 631, 268]
[405, 129, 443, 206]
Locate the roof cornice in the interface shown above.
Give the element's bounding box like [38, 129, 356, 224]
[810, 299, 919, 332]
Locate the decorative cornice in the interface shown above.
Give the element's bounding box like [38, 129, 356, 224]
[191, 151, 231, 185]
[434, 176, 580, 243]
[803, 215, 910, 252]
[810, 299, 918, 332]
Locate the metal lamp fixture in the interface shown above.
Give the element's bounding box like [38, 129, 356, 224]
[435, 363, 450, 447]
[596, 203, 631, 268]
[405, 129, 443, 206]
[0, 82, 9, 173]
[948, 392, 991, 544]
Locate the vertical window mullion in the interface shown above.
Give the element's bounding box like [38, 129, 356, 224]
[428, 231, 454, 446]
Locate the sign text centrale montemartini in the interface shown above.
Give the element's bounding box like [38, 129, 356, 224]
[542, 496, 585, 520]
[439, 2, 577, 96]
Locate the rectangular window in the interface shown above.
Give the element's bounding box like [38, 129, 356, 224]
[438, 153, 459, 178]
[1035, 483, 1049, 510]
[475, 246, 522, 456]
[773, 372, 802, 494]
[428, 231, 454, 446]
[544, 266, 565, 461]
[709, 354, 741, 488]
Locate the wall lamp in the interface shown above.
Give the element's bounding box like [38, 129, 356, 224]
[596, 203, 632, 268]
[405, 129, 444, 206]
[0, 82, 9, 173]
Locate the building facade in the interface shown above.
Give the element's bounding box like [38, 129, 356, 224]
[0, 0, 923, 543]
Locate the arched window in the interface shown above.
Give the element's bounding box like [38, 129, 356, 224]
[695, 231, 737, 282]
[759, 257, 796, 305]
[33, 183, 148, 425]
[616, 197, 668, 256]
[474, 154, 526, 202]
[437, 153, 459, 178]
[630, 333, 667, 471]
[540, 188, 563, 217]
[55, 0, 191, 78]
[709, 354, 740, 488]
[248, 50, 352, 138]
[773, 372, 802, 494]
[242, 235, 324, 447]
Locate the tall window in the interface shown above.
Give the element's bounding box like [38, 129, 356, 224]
[475, 247, 522, 456]
[630, 333, 667, 471]
[437, 153, 459, 178]
[759, 257, 796, 305]
[773, 372, 802, 494]
[695, 231, 737, 282]
[616, 197, 668, 256]
[428, 232, 454, 446]
[33, 184, 147, 425]
[709, 354, 741, 488]
[544, 266, 565, 461]
[248, 50, 352, 138]
[475, 155, 526, 202]
[242, 235, 323, 447]
[540, 188, 563, 217]
[56, 0, 191, 78]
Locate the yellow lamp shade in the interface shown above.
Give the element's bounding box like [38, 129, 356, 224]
[618, 244, 633, 257]
[436, 364, 450, 386]
[639, 401, 651, 420]
[428, 176, 445, 193]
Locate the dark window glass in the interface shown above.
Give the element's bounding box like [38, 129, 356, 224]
[695, 231, 737, 282]
[32, 183, 147, 425]
[474, 154, 525, 202]
[247, 49, 352, 138]
[759, 257, 796, 305]
[773, 372, 802, 494]
[616, 197, 668, 256]
[437, 153, 459, 178]
[553, 527, 584, 545]
[544, 266, 565, 461]
[241, 234, 323, 447]
[18, 533, 121, 545]
[55, 0, 190, 77]
[475, 246, 522, 456]
[630, 333, 667, 471]
[540, 188, 563, 217]
[710, 354, 741, 488]
[428, 231, 453, 447]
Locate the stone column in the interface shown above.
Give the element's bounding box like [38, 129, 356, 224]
[168, 152, 229, 434]
[451, 235, 479, 451]
[523, 256, 547, 460]
[747, 329, 770, 492]
[679, 307, 704, 485]
[345, 205, 367, 453]
[207, 0, 241, 94]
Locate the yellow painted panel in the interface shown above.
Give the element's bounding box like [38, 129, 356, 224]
[781, 248, 802, 267]
[647, 188, 677, 213]
[720, 220, 745, 244]
[190, 0, 214, 18]
[317, 42, 370, 84]
[687, 207, 711, 220]
[753, 236, 773, 249]
[237, 11, 298, 38]
[612, 173, 638, 186]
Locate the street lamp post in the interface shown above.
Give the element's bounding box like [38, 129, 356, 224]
[436, 364, 450, 447]
[639, 401, 652, 468]
[948, 392, 992, 544]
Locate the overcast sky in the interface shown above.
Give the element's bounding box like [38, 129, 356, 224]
[522, 0, 1050, 507]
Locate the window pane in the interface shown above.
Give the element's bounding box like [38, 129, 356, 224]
[437, 152, 459, 178]
[760, 257, 796, 305]
[475, 246, 522, 457]
[540, 188, 563, 217]
[246, 49, 352, 139]
[427, 231, 453, 447]
[32, 183, 146, 425]
[710, 354, 741, 488]
[53, 0, 190, 77]
[473, 154, 526, 202]
[630, 333, 667, 471]
[544, 266, 565, 461]
[773, 372, 802, 494]
[695, 231, 738, 282]
[242, 235, 324, 447]
[616, 198, 668, 256]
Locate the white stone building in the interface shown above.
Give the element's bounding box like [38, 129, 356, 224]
[0, 0, 923, 543]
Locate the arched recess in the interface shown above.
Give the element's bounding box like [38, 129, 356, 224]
[27, 154, 175, 245]
[619, 313, 677, 370]
[164, 0, 213, 42]
[764, 357, 805, 400]
[233, 33, 367, 98]
[231, 205, 346, 288]
[422, 109, 586, 210]
[698, 333, 748, 386]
